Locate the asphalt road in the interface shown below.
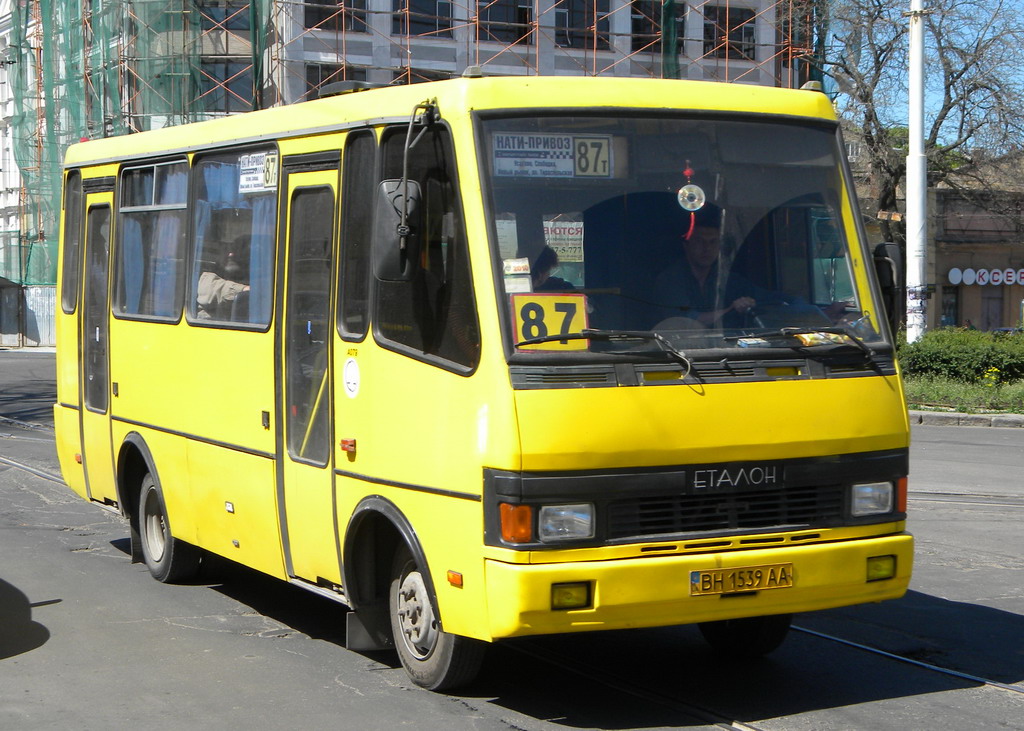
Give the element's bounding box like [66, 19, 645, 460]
[1, 350, 1022, 730]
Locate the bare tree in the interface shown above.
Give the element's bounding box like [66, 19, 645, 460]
[822, 0, 1024, 242]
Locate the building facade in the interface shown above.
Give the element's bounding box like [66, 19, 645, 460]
[929, 189, 1024, 331]
[0, 0, 819, 346]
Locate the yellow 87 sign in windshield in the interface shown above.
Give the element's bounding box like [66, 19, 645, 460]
[511, 293, 589, 351]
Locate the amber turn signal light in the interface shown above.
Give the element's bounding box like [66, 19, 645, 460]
[499, 503, 533, 543]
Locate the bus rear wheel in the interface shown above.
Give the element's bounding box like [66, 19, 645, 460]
[698, 613, 792, 659]
[138, 473, 201, 583]
[389, 547, 485, 691]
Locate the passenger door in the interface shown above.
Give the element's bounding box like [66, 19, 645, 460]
[78, 198, 119, 505]
[276, 160, 341, 585]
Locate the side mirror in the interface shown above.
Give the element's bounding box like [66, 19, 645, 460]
[372, 179, 422, 282]
[873, 242, 903, 333]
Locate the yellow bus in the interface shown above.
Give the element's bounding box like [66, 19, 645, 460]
[54, 75, 912, 690]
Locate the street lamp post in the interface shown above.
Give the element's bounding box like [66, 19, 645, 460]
[905, 0, 928, 342]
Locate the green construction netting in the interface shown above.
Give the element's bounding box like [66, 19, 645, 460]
[4, 0, 270, 286]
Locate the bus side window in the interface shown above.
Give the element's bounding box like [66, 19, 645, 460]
[188, 149, 277, 328]
[60, 170, 84, 314]
[374, 125, 479, 369]
[285, 186, 334, 464]
[114, 161, 188, 320]
[338, 130, 376, 339]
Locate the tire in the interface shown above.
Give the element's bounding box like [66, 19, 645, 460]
[389, 547, 486, 691]
[698, 613, 792, 659]
[138, 473, 201, 583]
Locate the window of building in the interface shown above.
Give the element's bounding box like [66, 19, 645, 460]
[374, 124, 480, 369]
[114, 161, 188, 320]
[630, 0, 684, 53]
[395, 67, 452, 83]
[940, 286, 959, 327]
[702, 5, 756, 60]
[477, 0, 534, 45]
[198, 1, 251, 31]
[188, 149, 278, 328]
[305, 0, 369, 33]
[200, 60, 254, 114]
[555, 0, 610, 50]
[305, 63, 367, 100]
[393, 0, 453, 37]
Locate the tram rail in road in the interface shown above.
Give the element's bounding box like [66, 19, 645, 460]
[1, 365, 1022, 729]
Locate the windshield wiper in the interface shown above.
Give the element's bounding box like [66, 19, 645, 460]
[727, 326, 873, 358]
[515, 328, 692, 369]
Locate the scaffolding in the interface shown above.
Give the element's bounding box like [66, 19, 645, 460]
[4, 0, 824, 289]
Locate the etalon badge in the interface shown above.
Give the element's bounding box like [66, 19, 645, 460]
[678, 184, 706, 211]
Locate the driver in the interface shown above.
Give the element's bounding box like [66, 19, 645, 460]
[653, 203, 760, 328]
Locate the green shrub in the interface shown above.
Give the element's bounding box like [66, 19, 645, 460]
[904, 374, 1024, 412]
[896, 328, 1024, 384]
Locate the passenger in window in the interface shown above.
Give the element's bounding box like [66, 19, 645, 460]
[197, 240, 251, 321]
[532, 246, 575, 292]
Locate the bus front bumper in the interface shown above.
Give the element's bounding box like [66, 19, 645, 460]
[483, 533, 913, 638]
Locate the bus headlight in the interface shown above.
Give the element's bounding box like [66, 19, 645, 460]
[851, 482, 894, 516]
[538, 503, 594, 542]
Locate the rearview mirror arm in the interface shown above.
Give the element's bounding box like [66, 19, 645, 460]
[399, 100, 438, 253]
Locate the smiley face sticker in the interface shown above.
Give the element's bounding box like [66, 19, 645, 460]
[343, 358, 360, 399]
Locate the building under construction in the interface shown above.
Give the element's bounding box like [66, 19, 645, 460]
[0, 0, 824, 346]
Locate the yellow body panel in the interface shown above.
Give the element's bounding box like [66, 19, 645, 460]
[53, 404, 87, 499]
[109, 321, 276, 455]
[187, 440, 284, 579]
[484, 532, 913, 638]
[515, 375, 909, 472]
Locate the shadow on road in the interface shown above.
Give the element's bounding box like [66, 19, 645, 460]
[473, 589, 1024, 729]
[178, 556, 1024, 729]
[0, 580, 51, 659]
[0, 370, 56, 427]
[798, 588, 1024, 684]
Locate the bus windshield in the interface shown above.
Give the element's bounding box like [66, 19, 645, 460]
[480, 114, 882, 359]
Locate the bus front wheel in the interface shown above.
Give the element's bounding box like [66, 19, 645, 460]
[389, 547, 485, 690]
[698, 613, 792, 659]
[138, 473, 201, 583]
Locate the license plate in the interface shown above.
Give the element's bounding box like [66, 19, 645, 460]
[690, 563, 794, 596]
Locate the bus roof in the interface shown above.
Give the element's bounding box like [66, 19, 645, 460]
[63, 76, 837, 168]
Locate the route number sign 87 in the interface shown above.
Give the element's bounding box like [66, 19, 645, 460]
[511, 293, 589, 350]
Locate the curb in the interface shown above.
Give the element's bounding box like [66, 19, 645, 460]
[909, 410, 1024, 428]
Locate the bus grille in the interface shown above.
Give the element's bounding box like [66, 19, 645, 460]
[606, 484, 845, 539]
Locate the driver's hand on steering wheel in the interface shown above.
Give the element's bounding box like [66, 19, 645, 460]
[731, 296, 756, 314]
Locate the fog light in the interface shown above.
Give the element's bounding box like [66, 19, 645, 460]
[852, 482, 893, 516]
[551, 582, 591, 610]
[538, 503, 594, 543]
[866, 555, 896, 582]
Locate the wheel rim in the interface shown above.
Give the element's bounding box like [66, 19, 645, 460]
[395, 567, 438, 660]
[142, 488, 167, 563]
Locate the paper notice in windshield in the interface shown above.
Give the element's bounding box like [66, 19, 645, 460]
[544, 218, 584, 263]
[493, 134, 612, 178]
